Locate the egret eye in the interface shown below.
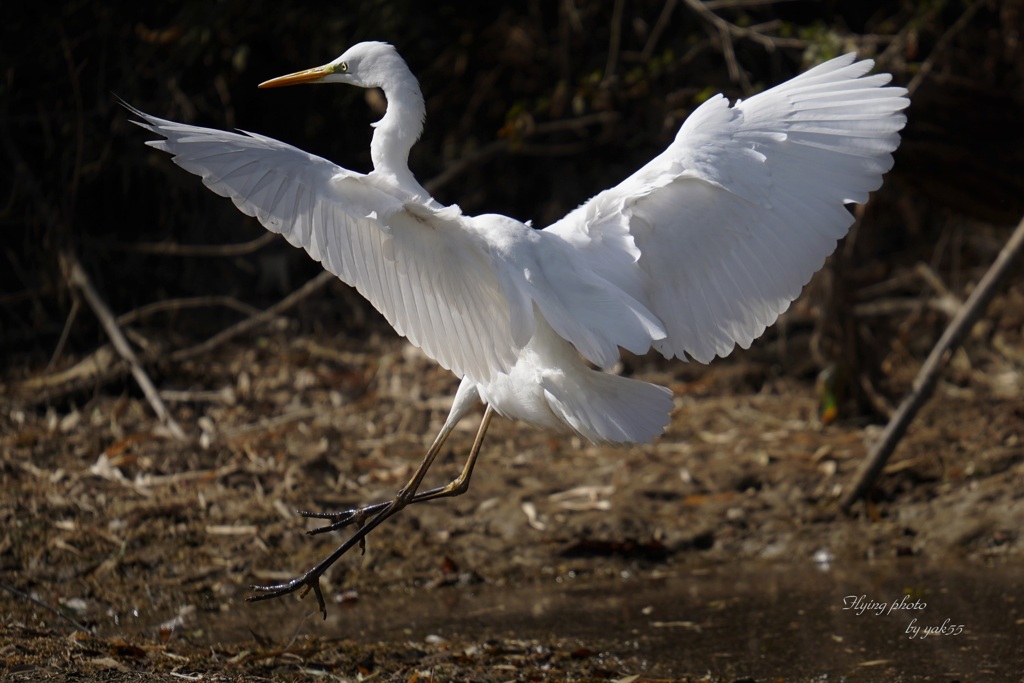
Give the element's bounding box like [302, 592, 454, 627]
[339, 62, 348, 73]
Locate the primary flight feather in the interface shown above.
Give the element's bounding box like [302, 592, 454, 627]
[131, 42, 908, 615]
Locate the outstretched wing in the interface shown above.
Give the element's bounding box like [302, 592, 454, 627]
[131, 108, 520, 383]
[546, 54, 908, 363]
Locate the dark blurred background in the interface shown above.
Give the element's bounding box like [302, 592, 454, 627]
[2, 0, 1022, 413]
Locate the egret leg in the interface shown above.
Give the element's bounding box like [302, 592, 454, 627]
[302, 406, 495, 536]
[248, 381, 489, 618]
[396, 405, 494, 502]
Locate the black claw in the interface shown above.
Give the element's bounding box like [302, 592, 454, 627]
[245, 572, 327, 615]
[246, 583, 291, 602]
[307, 522, 341, 536]
[298, 509, 349, 520]
[247, 493, 418, 616]
[312, 581, 327, 620]
[298, 501, 388, 536]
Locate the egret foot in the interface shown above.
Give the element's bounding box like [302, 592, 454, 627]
[299, 469, 489, 537]
[246, 407, 494, 618]
[247, 498, 398, 618]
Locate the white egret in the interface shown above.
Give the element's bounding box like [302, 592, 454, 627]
[131, 42, 907, 617]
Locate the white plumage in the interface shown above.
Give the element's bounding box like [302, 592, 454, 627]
[133, 44, 906, 445]
[131, 43, 907, 613]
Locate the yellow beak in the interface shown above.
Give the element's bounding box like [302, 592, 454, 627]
[258, 64, 334, 88]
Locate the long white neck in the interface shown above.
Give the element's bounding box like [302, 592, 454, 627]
[368, 60, 425, 191]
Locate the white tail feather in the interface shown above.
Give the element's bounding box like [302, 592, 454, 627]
[542, 370, 673, 443]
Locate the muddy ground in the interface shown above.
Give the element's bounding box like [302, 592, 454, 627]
[2, 272, 1023, 681]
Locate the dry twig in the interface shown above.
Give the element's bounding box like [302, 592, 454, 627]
[425, 140, 507, 195]
[874, 0, 983, 95]
[116, 295, 263, 326]
[684, 0, 807, 91]
[0, 583, 90, 632]
[605, 0, 626, 81]
[905, 0, 984, 97]
[168, 270, 335, 363]
[426, 111, 621, 192]
[62, 252, 188, 442]
[110, 231, 277, 257]
[704, 0, 802, 8]
[841, 214, 1024, 511]
[640, 0, 679, 62]
[15, 268, 335, 404]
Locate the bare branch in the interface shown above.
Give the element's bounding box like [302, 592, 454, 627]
[704, 0, 803, 8]
[684, 0, 807, 61]
[47, 296, 80, 371]
[110, 231, 276, 257]
[15, 272, 337, 405]
[605, 0, 626, 82]
[906, 0, 983, 96]
[0, 583, 90, 633]
[62, 252, 187, 442]
[424, 112, 620, 194]
[169, 270, 335, 364]
[641, 0, 679, 62]
[116, 295, 263, 326]
[425, 140, 507, 195]
[841, 213, 1024, 511]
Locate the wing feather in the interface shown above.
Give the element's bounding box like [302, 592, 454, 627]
[546, 54, 908, 362]
[131, 108, 520, 383]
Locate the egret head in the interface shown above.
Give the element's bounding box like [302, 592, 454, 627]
[259, 42, 403, 90]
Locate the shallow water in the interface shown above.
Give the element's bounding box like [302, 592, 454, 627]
[198, 559, 1023, 679]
